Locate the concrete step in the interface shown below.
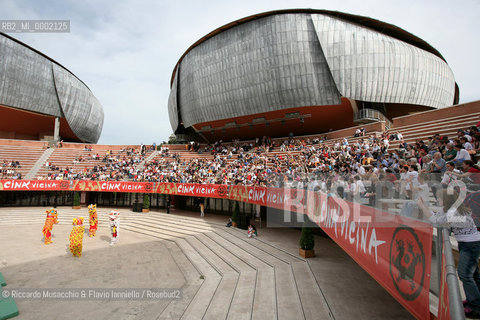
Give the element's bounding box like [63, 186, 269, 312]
[213, 228, 305, 320]
[214, 228, 286, 266]
[186, 235, 238, 320]
[224, 226, 305, 264]
[120, 224, 178, 241]
[134, 214, 214, 233]
[204, 232, 277, 320]
[146, 213, 217, 229]
[93, 218, 207, 320]
[291, 262, 331, 320]
[176, 238, 222, 320]
[158, 242, 204, 320]
[195, 233, 255, 320]
[391, 112, 480, 132]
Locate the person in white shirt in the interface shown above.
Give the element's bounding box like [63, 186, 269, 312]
[462, 137, 474, 151]
[454, 144, 471, 166]
[440, 161, 461, 186]
[418, 191, 480, 318]
[405, 166, 419, 190]
[410, 173, 430, 204]
[357, 165, 366, 176]
[350, 175, 366, 199]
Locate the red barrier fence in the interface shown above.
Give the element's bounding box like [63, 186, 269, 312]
[0, 179, 433, 318]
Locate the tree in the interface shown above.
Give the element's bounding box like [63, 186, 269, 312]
[73, 192, 80, 207]
[299, 221, 315, 251]
[232, 201, 239, 224]
[168, 133, 179, 144]
[143, 194, 150, 209]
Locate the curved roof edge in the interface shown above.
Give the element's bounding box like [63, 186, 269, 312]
[0, 32, 91, 91]
[170, 8, 447, 87]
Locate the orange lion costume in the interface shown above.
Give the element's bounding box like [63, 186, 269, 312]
[69, 217, 84, 257]
[42, 208, 58, 244]
[88, 204, 98, 237]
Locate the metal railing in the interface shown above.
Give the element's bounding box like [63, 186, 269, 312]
[354, 108, 393, 129]
[438, 227, 466, 320]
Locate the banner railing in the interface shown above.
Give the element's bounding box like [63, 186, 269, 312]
[0, 179, 439, 319]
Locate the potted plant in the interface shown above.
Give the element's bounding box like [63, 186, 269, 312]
[231, 201, 239, 228]
[299, 221, 315, 258]
[72, 192, 81, 209]
[142, 194, 150, 213]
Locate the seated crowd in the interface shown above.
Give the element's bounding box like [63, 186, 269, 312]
[3, 125, 480, 202]
[0, 160, 21, 179]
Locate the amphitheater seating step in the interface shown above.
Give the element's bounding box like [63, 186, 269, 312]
[204, 231, 277, 320]
[175, 238, 222, 320]
[186, 235, 238, 320]
[291, 262, 331, 320]
[194, 233, 255, 320]
[157, 242, 203, 320]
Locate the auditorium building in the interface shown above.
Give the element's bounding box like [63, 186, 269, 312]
[0, 32, 104, 143]
[168, 9, 459, 142]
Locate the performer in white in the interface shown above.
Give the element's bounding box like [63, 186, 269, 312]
[108, 210, 120, 246]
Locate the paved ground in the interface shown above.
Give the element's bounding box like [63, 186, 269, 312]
[0, 206, 412, 320]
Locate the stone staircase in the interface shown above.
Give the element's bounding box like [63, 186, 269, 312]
[24, 147, 55, 180]
[120, 213, 332, 320]
[136, 150, 159, 172]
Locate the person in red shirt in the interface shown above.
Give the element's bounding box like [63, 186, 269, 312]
[452, 160, 480, 185]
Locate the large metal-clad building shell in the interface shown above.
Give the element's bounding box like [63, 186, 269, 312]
[0, 32, 104, 143]
[169, 9, 458, 142]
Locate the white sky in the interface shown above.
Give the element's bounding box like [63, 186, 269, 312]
[1, 0, 479, 144]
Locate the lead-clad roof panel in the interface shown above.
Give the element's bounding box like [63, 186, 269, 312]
[310, 14, 456, 108]
[0, 33, 104, 143]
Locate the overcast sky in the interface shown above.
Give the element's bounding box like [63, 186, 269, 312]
[1, 0, 479, 145]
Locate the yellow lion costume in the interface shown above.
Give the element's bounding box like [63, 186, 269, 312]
[42, 209, 58, 244]
[69, 217, 84, 257]
[88, 204, 98, 237]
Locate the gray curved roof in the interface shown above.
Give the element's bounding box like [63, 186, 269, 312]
[170, 9, 450, 86]
[169, 10, 457, 132]
[0, 32, 104, 143]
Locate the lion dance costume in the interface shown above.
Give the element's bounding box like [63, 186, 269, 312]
[69, 217, 84, 257]
[109, 210, 120, 246]
[88, 204, 98, 237]
[42, 208, 58, 244]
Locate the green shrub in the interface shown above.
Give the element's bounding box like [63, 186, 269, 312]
[299, 221, 315, 250]
[73, 192, 80, 206]
[143, 194, 150, 209]
[232, 201, 239, 223]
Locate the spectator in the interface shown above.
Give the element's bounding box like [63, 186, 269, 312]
[418, 191, 480, 319]
[451, 160, 480, 186]
[454, 144, 471, 166]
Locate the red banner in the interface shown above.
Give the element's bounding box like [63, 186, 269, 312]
[72, 181, 154, 193]
[438, 242, 451, 320]
[299, 191, 432, 320]
[0, 180, 66, 191]
[0, 179, 433, 318]
[154, 183, 229, 198]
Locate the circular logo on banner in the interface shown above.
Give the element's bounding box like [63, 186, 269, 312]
[59, 181, 70, 190]
[389, 226, 426, 301]
[144, 183, 153, 192]
[217, 185, 228, 197]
